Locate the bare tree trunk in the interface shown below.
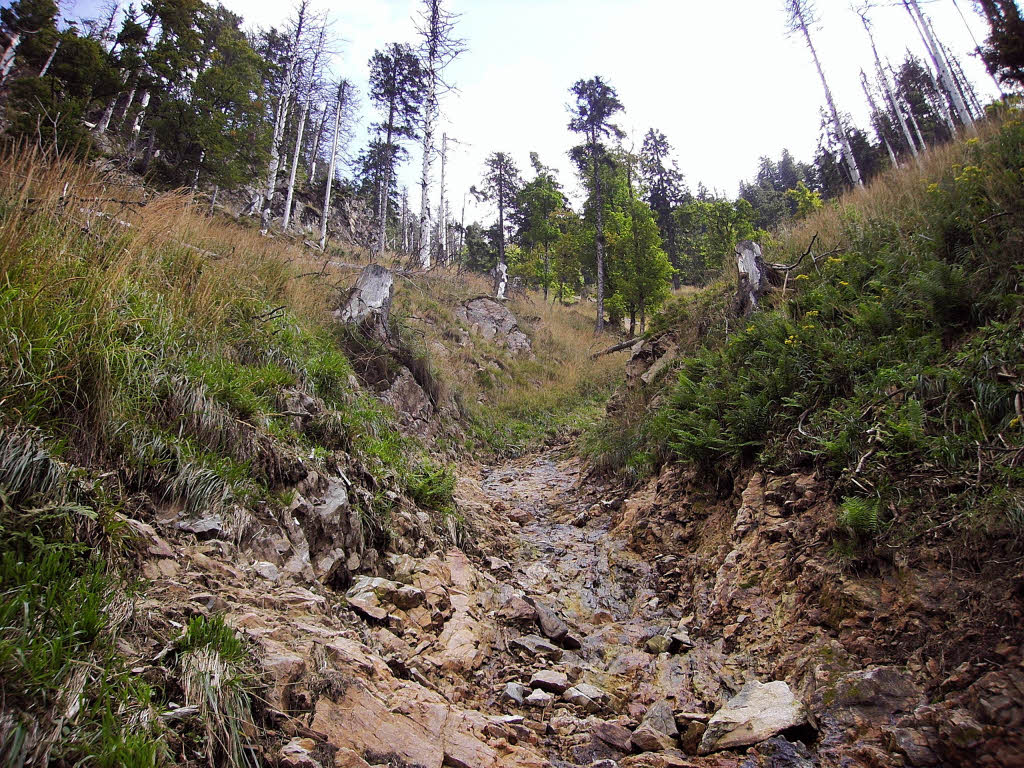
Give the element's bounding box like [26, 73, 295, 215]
[905, 96, 927, 149]
[38, 39, 60, 77]
[209, 185, 219, 216]
[905, 0, 974, 131]
[950, 0, 1005, 97]
[417, 78, 437, 268]
[131, 90, 150, 138]
[590, 143, 607, 331]
[439, 132, 448, 265]
[862, 13, 920, 165]
[261, 3, 307, 231]
[400, 187, 409, 254]
[1, 32, 22, 83]
[282, 99, 309, 231]
[320, 81, 345, 251]
[798, 10, 862, 186]
[861, 70, 899, 168]
[308, 104, 328, 180]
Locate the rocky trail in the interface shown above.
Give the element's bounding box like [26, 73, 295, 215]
[127, 437, 1023, 768]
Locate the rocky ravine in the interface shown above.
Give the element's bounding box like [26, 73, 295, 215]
[130, 442, 1022, 768]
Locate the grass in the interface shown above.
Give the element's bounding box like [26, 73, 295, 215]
[591, 111, 1024, 546]
[392, 270, 628, 457]
[0, 143, 459, 764]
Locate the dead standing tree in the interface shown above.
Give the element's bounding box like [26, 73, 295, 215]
[784, 0, 863, 187]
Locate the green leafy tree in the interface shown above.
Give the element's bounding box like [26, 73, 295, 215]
[785, 180, 823, 218]
[515, 153, 565, 301]
[568, 75, 624, 332]
[640, 128, 689, 289]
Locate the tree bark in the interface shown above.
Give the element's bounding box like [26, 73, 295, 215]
[439, 132, 448, 265]
[320, 81, 345, 251]
[38, 39, 60, 78]
[798, 9, 862, 186]
[905, 0, 974, 132]
[590, 140, 607, 332]
[1, 32, 22, 83]
[282, 99, 309, 231]
[860, 70, 899, 168]
[862, 14, 920, 165]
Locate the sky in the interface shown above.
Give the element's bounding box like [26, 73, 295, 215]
[63, 0, 998, 224]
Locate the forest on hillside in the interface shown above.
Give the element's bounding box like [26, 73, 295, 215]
[0, 0, 1022, 334]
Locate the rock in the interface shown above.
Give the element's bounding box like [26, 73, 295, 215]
[503, 682, 527, 705]
[508, 508, 535, 525]
[645, 634, 672, 655]
[698, 680, 807, 754]
[678, 721, 706, 754]
[668, 628, 693, 653]
[381, 366, 436, 440]
[393, 584, 426, 610]
[630, 724, 677, 752]
[593, 721, 634, 753]
[252, 560, 280, 582]
[530, 669, 569, 694]
[279, 737, 323, 768]
[347, 598, 388, 622]
[498, 596, 537, 624]
[562, 631, 584, 651]
[511, 634, 564, 661]
[456, 297, 531, 355]
[746, 737, 816, 768]
[336, 264, 393, 341]
[525, 688, 555, 708]
[332, 749, 372, 768]
[564, 684, 608, 713]
[530, 599, 569, 643]
[642, 700, 678, 737]
[486, 555, 511, 571]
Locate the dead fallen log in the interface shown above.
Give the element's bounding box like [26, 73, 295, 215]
[590, 337, 644, 359]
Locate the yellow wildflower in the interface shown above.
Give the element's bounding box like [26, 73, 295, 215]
[746, 325, 755, 332]
[840, 281, 850, 286]
[805, 310, 819, 317]
[795, 274, 809, 281]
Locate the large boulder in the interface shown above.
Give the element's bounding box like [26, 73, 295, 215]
[381, 366, 436, 440]
[699, 680, 807, 754]
[336, 264, 394, 341]
[456, 297, 531, 356]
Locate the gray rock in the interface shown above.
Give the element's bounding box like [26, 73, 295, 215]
[630, 724, 676, 752]
[393, 584, 426, 610]
[252, 560, 280, 582]
[642, 699, 678, 737]
[699, 680, 807, 754]
[336, 264, 393, 341]
[525, 688, 554, 708]
[456, 297, 531, 355]
[503, 682, 526, 705]
[669, 627, 694, 652]
[530, 669, 569, 694]
[511, 634, 564, 661]
[563, 684, 608, 713]
[593, 721, 632, 753]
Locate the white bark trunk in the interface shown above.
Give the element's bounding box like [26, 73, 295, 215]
[440, 132, 448, 263]
[906, 0, 973, 132]
[1, 32, 22, 81]
[309, 104, 328, 181]
[417, 79, 437, 269]
[132, 91, 150, 137]
[38, 39, 60, 77]
[861, 71, 899, 169]
[282, 99, 309, 231]
[320, 82, 345, 251]
[863, 15, 920, 165]
[800, 13, 862, 186]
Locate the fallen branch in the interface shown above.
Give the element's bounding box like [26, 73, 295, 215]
[766, 234, 818, 271]
[590, 337, 643, 359]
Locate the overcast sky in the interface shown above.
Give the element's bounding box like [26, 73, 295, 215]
[64, 0, 997, 222]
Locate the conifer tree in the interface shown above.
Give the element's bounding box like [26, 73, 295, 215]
[568, 75, 624, 332]
[471, 151, 522, 298]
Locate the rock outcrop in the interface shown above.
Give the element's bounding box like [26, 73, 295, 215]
[698, 680, 807, 753]
[336, 263, 394, 341]
[456, 297, 531, 355]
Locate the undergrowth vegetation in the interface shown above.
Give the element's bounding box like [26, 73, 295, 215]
[593, 115, 1024, 546]
[0, 145, 449, 762]
[392, 272, 627, 457]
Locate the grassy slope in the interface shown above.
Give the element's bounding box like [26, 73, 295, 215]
[593, 114, 1024, 549]
[0, 146, 451, 763]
